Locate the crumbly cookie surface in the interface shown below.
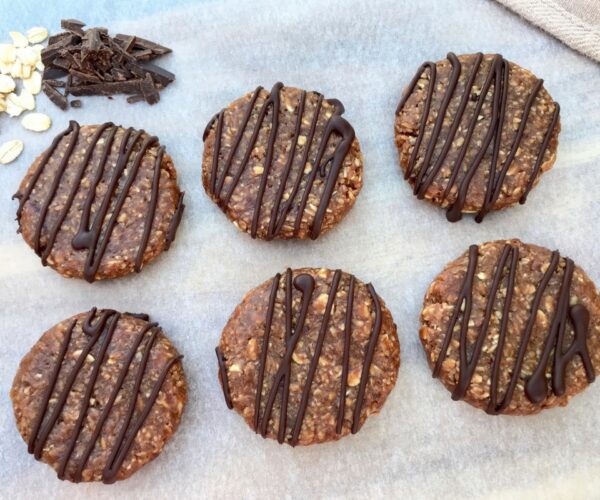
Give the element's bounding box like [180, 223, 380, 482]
[15, 122, 185, 282]
[10, 309, 187, 483]
[420, 240, 599, 415]
[395, 53, 560, 222]
[202, 83, 363, 240]
[216, 268, 399, 445]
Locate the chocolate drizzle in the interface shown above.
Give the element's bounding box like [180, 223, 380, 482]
[26, 309, 183, 483]
[216, 269, 383, 445]
[432, 243, 595, 413]
[396, 53, 560, 222]
[14, 121, 184, 282]
[203, 83, 355, 239]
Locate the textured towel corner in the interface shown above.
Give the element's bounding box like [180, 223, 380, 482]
[497, 0, 600, 62]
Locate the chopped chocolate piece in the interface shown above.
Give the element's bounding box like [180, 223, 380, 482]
[42, 82, 68, 110]
[115, 34, 172, 55]
[42, 66, 68, 80]
[69, 80, 143, 96]
[82, 28, 103, 53]
[61, 18, 86, 35]
[126, 94, 145, 104]
[70, 99, 82, 108]
[133, 48, 154, 61]
[140, 62, 175, 87]
[43, 78, 66, 88]
[47, 32, 72, 45]
[140, 73, 160, 104]
[69, 69, 101, 83]
[117, 35, 136, 53]
[41, 19, 175, 109]
[41, 35, 76, 64]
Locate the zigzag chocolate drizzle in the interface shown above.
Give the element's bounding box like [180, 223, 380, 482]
[14, 121, 185, 282]
[216, 269, 383, 445]
[203, 83, 355, 240]
[432, 243, 595, 413]
[396, 53, 560, 222]
[27, 308, 183, 483]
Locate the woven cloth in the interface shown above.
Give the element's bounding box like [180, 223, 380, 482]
[497, 0, 600, 61]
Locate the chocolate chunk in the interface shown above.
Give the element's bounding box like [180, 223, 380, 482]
[60, 18, 86, 35]
[117, 35, 136, 53]
[115, 34, 172, 56]
[140, 62, 175, 87]
[41, 19, 175, 109]
[140, 73, 160, 104]
[43, 78, 66, 88]
[69, 80, 143, 96]
[42, 82, 68, 110]
[126, 94, 145, 104]
[132, 48, 154, 61]
[70, 99, 82, 108]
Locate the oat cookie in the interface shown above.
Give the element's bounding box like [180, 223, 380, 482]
[10, 308, 187, 483]
[202, 83, 363, 240]
[216, 268, 399, 445]
[420, 240, 599, 415]
[395, 53, 560, 222]
[14, 121, 185, 282]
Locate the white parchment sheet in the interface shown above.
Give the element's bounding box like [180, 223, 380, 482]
[1, 1, 600, 498]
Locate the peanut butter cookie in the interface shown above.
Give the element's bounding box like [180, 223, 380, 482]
[216, 268, 399, 445]
[10, 309, 187, 483]
[420, 240, 599, 415]
[395, 53, 560, 222]
[202, 83, 363, 240]
[14, 121, 185, 282]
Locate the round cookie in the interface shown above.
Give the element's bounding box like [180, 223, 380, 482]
[395, 53, 560, 222]
[10, 309, 187, 483]
[14, 121, 185, 282]
[216, 267, 399, 445]
[202, 82, 363, 240]
[420, 239, 599, 415]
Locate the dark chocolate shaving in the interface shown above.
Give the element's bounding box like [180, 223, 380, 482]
[41, 19, 175, 109]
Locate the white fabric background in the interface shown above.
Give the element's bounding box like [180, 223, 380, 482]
[1, 0, 600, 498]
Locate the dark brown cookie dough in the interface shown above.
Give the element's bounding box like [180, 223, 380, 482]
[420, 239, 599, 415]
[10, 309, 187, 483]
[202, 83, 363, 240]
[14, 121, 185, 282]
[216, 268, 399, 445]
[395, 53, 560, 222]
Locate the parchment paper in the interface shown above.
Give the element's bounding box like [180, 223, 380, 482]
[1, 1, 600, 498]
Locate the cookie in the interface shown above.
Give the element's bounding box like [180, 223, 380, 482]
[202, 83, 363, 240]
[395, 53, 560, 222]
[10, 308, 187, 483]
[420, 239, 599, 415]
[216, 268, 399, 445]
[14, 121, 185, 282]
